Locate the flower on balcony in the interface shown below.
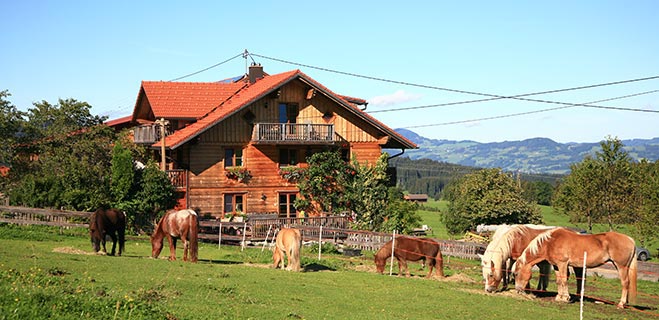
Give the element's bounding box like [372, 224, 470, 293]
[279, 166, 306, 182]
[225, 167, 251, 182]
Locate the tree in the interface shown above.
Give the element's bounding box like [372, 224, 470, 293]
[553, 137, 636, 232]
[442, 168, 542, 235]
[296, 151, 355, 214]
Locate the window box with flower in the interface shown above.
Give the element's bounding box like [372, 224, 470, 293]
[225, 167, 251, 182]
[279, 166, 306, 182]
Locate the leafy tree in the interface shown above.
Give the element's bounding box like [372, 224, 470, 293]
[347, 154, 390, 230]
[442, 168, 542, 235]
[111, 142, 135, 203]
[296, 151, 355, 214]
[380, 187, 422, 234]
[554, 137, 636, 232]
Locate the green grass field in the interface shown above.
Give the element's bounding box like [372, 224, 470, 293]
[1, 222, 658, 319]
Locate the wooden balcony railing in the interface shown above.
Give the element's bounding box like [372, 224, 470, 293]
[133, 124, 173, 144]
[166, 169, 188, 190]
[252, 123, 335, 144]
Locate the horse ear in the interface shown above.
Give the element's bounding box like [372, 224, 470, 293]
[490, 260, 496, 272]
[477, 254, 483, 260]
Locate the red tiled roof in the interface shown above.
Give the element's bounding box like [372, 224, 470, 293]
[140, 69, 416, 150]
[105, 115, 133, 127]
[162, 70, 300, 149]
[141, 81, 246, 119]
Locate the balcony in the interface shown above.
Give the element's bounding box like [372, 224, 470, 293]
[133, 124, 172, 144]
[252, 123, 336, 145]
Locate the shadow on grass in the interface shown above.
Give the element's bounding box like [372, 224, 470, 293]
[303, 263, 336, 272]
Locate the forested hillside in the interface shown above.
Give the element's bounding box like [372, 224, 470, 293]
[394, 129, 659, 174]
[390, 157, 562, 200]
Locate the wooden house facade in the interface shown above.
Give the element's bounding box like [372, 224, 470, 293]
[115, 65, 416, 218]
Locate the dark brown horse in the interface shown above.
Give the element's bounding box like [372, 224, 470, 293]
[374, 236, 444, 278]
[151, 209, 199, 262]
[89, 208, 126, 256]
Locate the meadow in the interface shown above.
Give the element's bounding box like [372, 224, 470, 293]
[1, 204, 658, 319]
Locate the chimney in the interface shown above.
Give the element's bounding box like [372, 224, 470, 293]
[248, 63, 264, 84]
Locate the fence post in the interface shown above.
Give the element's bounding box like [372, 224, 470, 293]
[262, 225, 273, 252]
[241, 222, 247, 251]
[389, 230, 397, 276]
[580, 251, 587, 320]
[218, 223, 222, 250]
[318, 225, 323, 261]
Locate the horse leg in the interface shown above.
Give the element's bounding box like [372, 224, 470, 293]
[101, 232, 108, 254]
[555, 263, 570, 302]
[182, 239, 189, 262]
[617, 266, 630, 309]
[536, 261, 551, 291]
[402, 260, 411, 277]
[572, 266, 584, 295]
[109, 233, 117, 256]
[426, 258, 435, 278]
[168, 236, 177, 261]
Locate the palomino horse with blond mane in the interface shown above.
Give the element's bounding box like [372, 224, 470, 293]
[479, 224, 557, 292]
[374, 236, 444, 278]
[151, 209, 199, 262]
[514, 227, 637, 309]
[272, 228, 302, 271]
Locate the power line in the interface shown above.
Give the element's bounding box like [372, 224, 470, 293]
[249, 52, 659, 112]
[169, 52, 244, 82]
[404, 90, 659, 129]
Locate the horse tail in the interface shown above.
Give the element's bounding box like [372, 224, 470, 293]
[435, 246, 445, 277]
[118, 211, 126, 255]
[628, 249, 638, 304]
[189, 213, 199, 263]
[291, 229, 302, 271]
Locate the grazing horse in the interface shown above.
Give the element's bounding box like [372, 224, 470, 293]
[272, 228, 302, 271]
[374, 236, 444, 278]
[514, 227, 637, 309]
[479, 224, 556, 292]
[89, 208, 126, 256]
[151, 209, 199, 263]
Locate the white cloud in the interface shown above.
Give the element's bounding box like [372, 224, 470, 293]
[369, 90, 422, 107]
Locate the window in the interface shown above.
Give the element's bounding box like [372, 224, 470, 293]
[279, 193, 297, 218]
[225, 148, 243, 167]
[279, 148, 298, 166]
[278, 103, 299, 124]
[224, 193, 245, 214]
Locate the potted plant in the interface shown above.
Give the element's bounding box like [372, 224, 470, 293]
[225, 167, 251, 182]
[279, 166, 306, 182]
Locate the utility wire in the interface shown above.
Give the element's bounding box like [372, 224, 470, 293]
[250, 52, 659, 112]
[169, 52, 244, 82]
[404, 90, 659, 129]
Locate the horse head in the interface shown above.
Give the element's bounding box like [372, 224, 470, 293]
[480, 253, 505, 292]
[512, 261, 531, 293]
[89, 211, 102, 252]
[150, 233, 163, 259]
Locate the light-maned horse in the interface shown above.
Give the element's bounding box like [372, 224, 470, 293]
[479, 224, 556, 292]
[374, 236, 444, 278]
[272, 228, 302, 271]
[514, 227, 637, 309]
[151, 209, 199, 263]
[89, 208, 126, 256]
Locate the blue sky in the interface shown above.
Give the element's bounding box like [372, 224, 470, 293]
[3, 1, 658, 143]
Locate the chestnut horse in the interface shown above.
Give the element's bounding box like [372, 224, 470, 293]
[272, 228, 302, 271]
[374, 236, 444, 278]
[514, 227, 637, 309]
[151, 209, 199, 262]
[89, 208, 126, 256]
[479, 224, 556, 292]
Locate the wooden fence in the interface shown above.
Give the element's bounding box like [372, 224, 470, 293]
[0, 206, 486, 259]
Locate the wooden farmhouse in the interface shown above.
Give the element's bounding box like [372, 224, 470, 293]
[111, 64, 416, 219]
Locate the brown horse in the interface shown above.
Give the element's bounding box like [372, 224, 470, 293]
[479, 224, 557, 292]
[374, 236, 444, 278]
[272, 228, 302, 271]
[514, 227, 637, 309]
[89, 208, 126, 256]
[151, 209, 199, 262]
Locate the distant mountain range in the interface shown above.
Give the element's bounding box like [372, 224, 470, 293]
[394, 129, 659, 175]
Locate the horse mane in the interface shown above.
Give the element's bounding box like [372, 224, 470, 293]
[374, 240, 393, 263]
[515, 227, 558, 265]
[487, 224, 554, 265]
